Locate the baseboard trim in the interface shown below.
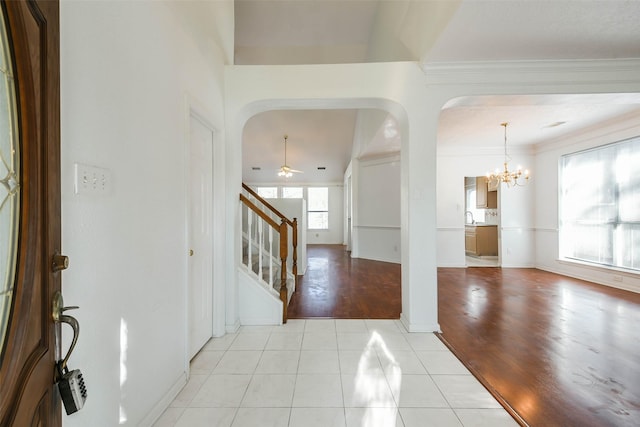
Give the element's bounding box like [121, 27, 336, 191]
[501, 263, 536, 268]
[240, 317, 283, 326]
[226, 319, 241, 334]
[139, 372, 187, 427]
[536, 264, 640, 294]
[400, 313, 441, 333]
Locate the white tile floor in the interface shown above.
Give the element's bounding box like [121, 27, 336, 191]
[154, 319, 518, 427]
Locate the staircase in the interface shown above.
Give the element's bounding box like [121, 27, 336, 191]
[242, 238, 295, 304]
[240, 184, 298, 323]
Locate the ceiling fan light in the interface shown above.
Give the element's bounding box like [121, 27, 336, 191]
[277, 134, 302, 178]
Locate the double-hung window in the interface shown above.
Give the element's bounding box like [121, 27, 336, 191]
[560, 136, 640, 271]
[307, 187, 329, 229]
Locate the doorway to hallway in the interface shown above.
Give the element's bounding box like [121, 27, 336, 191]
[287, 245, 401, 318]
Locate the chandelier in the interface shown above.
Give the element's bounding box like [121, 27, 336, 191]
[486, 122, 530, 188]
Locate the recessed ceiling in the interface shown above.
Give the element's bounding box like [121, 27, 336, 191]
[234, 0, 381, 65]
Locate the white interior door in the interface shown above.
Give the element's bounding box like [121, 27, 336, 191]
[188, 113, 214, 359]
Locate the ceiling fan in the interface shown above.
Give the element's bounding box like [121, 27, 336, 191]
[277, 135, 303, 178]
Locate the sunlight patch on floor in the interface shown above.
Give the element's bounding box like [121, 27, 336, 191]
[120, 317, 128, 424]
[353, 331, 401, 426]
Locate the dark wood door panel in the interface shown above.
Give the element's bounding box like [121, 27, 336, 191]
[0, 0, 60, 425]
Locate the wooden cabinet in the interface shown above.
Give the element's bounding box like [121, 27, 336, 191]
[465, 227, 478, 255]
[465, 225, 498, 256]
[476, 176, 497, 209]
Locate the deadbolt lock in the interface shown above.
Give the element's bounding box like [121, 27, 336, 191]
[52, 254, 69, 272]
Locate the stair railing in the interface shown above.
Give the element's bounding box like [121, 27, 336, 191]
[242, 184, 298, 288]
[240, 184, 298, 324]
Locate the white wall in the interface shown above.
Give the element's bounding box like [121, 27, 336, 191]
[352, 155, 401, 263]
[238, 269, 283, 325]
[351, 109, 389, 158]
[534, 111, 640, 293]
[225, 62, 442, 333]
[437, 147, 535, 267]
[60, 1, 230, 425]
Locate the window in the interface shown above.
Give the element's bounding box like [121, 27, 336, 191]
[465, 187, 485, 224]
[256, 187, 277, 199]
[307, 187, 329, 229]
[282, 187, 303, 198]
[560, 136, 640, 271]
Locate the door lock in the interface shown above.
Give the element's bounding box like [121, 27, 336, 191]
[52, 291, 87, 415]
[52, 253, 69, 272]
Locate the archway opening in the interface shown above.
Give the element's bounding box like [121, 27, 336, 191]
[240, 106, 404, 319]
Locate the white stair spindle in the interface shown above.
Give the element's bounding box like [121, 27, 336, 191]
[246, 209, 252, 272]
[268, 226, 273, 286]
[258, 217, 264, 281]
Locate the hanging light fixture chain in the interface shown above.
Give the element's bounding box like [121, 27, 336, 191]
[502, 122, 512, 164]
[487, 122, 530, 188]
[284, 135, 288, 165]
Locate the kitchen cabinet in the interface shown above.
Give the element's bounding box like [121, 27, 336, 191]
[465, 225, 498, 256]
[465, 227, 477, 255]
[476, 176, 497, 209]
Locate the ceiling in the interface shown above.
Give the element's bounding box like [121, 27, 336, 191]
[242, 110, 358, 184]
[235, 0, 640, 184]
[439, 94, 640, 151]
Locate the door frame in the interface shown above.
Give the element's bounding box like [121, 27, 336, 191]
[463, 176, 501, 267]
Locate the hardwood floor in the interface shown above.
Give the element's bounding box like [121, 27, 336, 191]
[287, 244, 401, 318]
[288, 245, 640, 426]
[438, 267, 640, 427]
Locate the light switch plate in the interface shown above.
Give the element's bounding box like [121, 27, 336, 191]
[74, 163, 111, 195]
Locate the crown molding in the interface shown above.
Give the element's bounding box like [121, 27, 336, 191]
[437, 144, 536, 157]
[421, 58, 640, 86]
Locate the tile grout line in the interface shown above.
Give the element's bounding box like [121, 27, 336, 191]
[167, 320, 514, 427]
[288, 322, 304, 427]
[333, 319, 349, 423]
[231, 328, 267, 427]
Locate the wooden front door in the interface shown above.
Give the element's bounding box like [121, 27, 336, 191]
[0, 0, 61, 426]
